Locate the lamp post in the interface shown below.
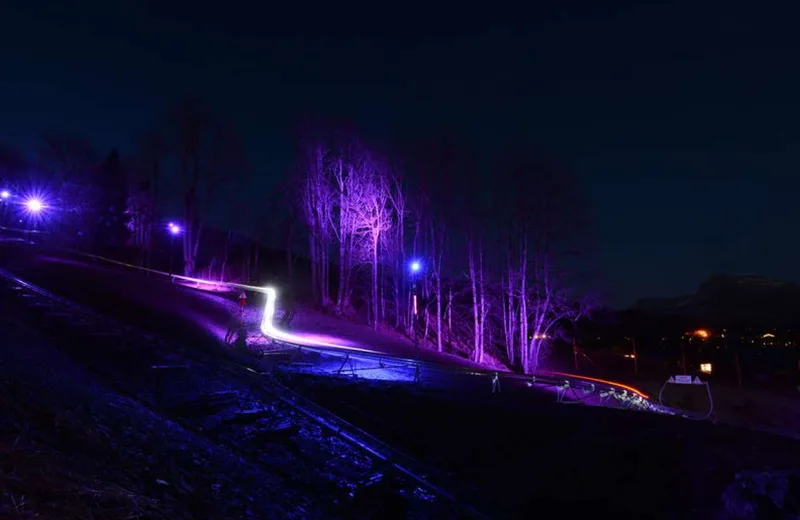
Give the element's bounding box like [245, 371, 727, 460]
[0, 190, 9, 226]
[167, 222, 181, 276]
[409, 259, 422, 357]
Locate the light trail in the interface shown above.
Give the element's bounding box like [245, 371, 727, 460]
[546, 371, 649, 399]
[49, 249, 655, 402]
[260, 287, 387, 356]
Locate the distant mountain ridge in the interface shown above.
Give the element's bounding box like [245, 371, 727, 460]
[635, 275, 800, 325]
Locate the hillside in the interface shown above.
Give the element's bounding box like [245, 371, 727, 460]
[636, 274, 800, 325]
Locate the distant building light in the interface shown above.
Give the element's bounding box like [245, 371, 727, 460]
[693, 329, 710, 339]
[700, 363, 712, 374]
[762, 333, 775, 339]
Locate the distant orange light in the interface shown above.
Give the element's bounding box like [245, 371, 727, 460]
[547, 371, 649, 399]
[693, 329, 710, 339]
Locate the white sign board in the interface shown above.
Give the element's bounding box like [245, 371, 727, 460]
[668, 375, 704, 385]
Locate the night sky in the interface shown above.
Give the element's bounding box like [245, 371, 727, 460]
[1, 1, 799, 307]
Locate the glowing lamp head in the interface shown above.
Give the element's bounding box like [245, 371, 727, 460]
[25, 198, 43, 213]
[409, 260, 422, 273]
[0, 190, 9, 200]
[168, 222, 181, 235]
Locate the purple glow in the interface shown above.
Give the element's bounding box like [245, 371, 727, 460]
[25, 198, 44, 213]
[0, 190, 9, 200]
[168, 222, 181, 235]
[409, 260, 421, 273]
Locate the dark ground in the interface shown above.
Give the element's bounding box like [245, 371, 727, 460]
[0, 243, 460, 519]
[2, 242, 800, 519]
[274, 371, 800, 519]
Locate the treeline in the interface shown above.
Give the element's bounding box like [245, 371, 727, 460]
[0, 97, 261, 282]
[0, 98, 597, 372]
[292, 128, 597, 372]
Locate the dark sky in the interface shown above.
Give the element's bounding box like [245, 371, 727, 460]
[1, 0, 799, 306]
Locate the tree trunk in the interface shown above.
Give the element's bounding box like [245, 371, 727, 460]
[447, 286, 453, 348]
[476, 240, 486, 364]
[435, 271, 443, 352]
[371, 234, 379, 329]
[468, 238, 480, 363]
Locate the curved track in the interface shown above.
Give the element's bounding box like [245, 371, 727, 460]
[0, 240, 664, 413]
[0, 263, 491, 519]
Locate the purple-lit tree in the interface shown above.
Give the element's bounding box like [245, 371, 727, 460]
[467, 233, 489, 363]
[289, 127, 596, 370]
[349, 153, 395, 329]
[296, 140, 334, 305]
[385, 174, 407, 329]
[330, 138, 369, 312]
[400, 137, 450, 350]
[295, 130, 402, 319]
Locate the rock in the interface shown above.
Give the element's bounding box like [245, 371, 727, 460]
[721, 469, 800, 519]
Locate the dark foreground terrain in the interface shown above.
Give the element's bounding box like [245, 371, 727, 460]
[2, 243, 800, 519]
[272, 370, 800, 519]
[0, 252, 459, 518]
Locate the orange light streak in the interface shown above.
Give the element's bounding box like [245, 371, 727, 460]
[547, 371, 649, 399]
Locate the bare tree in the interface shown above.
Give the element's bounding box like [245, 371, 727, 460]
[386, 175, 407, 328]
[38, 133, 99, 242]
[330, 140, 369, 313]
[39, 133, 98, 184]
[350, 153, 394, 329]
[127, 129, 168, 267]
[169, 98, 246, 276]
[295, 140, 334, 304]
[502, 156, 594, 373]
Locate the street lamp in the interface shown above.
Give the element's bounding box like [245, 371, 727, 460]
[0, 190, 9, 200]
[25, 198, 44, 213]
[167, 222, 182, 276]
[409, 259, 423, 355]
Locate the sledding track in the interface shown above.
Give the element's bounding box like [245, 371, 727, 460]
[0, 261, 493, 519]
